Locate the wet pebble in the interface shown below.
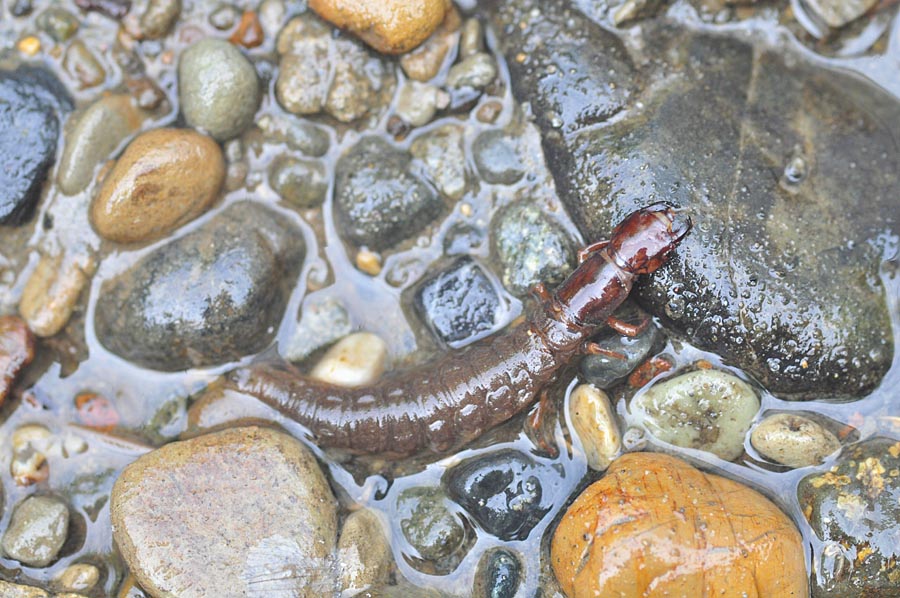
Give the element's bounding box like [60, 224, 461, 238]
[256, 114, 330, 157]
[208, 3, 238, 29]
[1, 496, 70, 567]
[57, 94, 148, 195]
[459, 18, 484, 58]
[178, 38, 259, 140]
[0, 316, 36, 406]
[399, 7, 460, 81]
[94, 202, 303, 370]
[397, 486, 469, 570]
[473, 549, 521, 598]
[310, 0, 450, 54]
[283, 297, 353, 363]
[338, 509, 392, 595]
[0, 66, 72, 225]
[10, 424, 51, 486]
[91, 128, 224, 243]
[327, 37, 395, 123]
[335, 136, 442, 250]
[472, 130, 524, 185]
[568, 384, 620, 471]
[268, 156, 328, 209]
[630, 369, 760, 461]
[35, 8, 79, 42]
[139, 0, 179, 38]
[310, 332, 388, 387]
[111, 426, 338, 597]
[257, 0, 285, 38]
[446, 53, 497, 90]
[444, 449, 563, 541]
[579, 313, 659, 388]
[19, 252, 95, 338]
[395, 82, 448, 127]
[414, 257, 501, 346]
[491, 201, 576, 296]
[55, 563, 100, 593]
[10, 0, 31, 16]
[751, 412, 841, 468]
[611, 0, 666, 25]
[804, 0, 878, 28]
[410, 124, 468, 200]
[799, 437, 900, 596]
[62, 40, 106, 89]
[552, 452, 807, 597]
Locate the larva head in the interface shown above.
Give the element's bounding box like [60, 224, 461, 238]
[607, 203, 692, 275]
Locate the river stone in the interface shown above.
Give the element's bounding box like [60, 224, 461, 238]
[91, 128, 224, 243]
[1, 496, 70, 567]
[0, 66, 73, 225]
[750, 412, 841, 468]
[338, 509, 392, 594]
[630, 369, 760, 461]
[0, 316, 36, 406]
[178, 39, 260, 140]
[484, 0, 900, 398]
[57, 94, 147, 196]
[396, 486, 469, 567]
[94, 201, 303, 370]
[335, 136, 442, 250]
[473, 548, 522, 598]
[798, 437, 900, 596]
[111, 426, 339, 597]
[410, 124, 468, 200]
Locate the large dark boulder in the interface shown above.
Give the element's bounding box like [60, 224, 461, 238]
[484, 0, 900, 398]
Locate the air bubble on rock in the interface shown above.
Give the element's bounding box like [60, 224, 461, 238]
[665, 294, 685, 319]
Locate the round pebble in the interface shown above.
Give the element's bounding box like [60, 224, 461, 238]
[178, 39, 260, 140]
[750, 412, 841, 468]
[268, 156, 328, 209]
[310, 332, 389, 387]
[397, 486, 469, 571]
[55, 563, 101, 592]
[472, 129, 525, 185]
[91, 128, 224, 244]
[1, 495, 70, 567]
[446, 52, 497, 89]
[338, 509, 392, 595]
[568, 384, 621, 471]
[629, 369, 760, 461]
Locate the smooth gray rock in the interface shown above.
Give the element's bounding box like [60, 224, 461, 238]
[95, 202, 303, 370]
[485, 0, 900, 398]
[1, 496, 69, 567]
[179, 39, 260, 140]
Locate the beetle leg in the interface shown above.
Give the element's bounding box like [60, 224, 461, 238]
[577, 240, 609, 264]
[531, 281, 553, 303]
[606, 308, 652, 337]
[581, 342, 627, 359]
[526, 389, 560, 458]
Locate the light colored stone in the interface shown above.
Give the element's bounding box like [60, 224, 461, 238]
[19, 252, 95, 338]
[394, 81, 444, 127]
[1, 496, 70, 567]
[55, 563, 101, 592]
[446, 52, 496, 89]
[804, 0, 878, 28]
[338, 509, 392, 594]
[0, 580, 50, 598]
[311, 332, 388, 387]
[310, 0, 451, 54]
[410, 124, 467, 200]
[111, 426, 339, 597]
[750, 412, 841, 468]
[90, 128, 224, 244]
[629, 369, 760, 461]
[57, 94, 147, 195]
[399, 6, 460, 81]
[568, 384, 620, 471]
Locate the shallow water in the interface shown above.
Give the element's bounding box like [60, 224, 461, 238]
[1, 0, 899, 595]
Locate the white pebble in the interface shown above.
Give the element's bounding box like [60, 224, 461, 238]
[311, 332, 388, 387]
[750, 413, 841, 468]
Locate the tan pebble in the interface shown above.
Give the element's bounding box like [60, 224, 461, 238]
[0, 579, 51, 597]
[750, 412, 841, 468]
[399, 6, 460, 81]
[311, 332, 388, 387]
[90, 128, 225, 244]
[17, 36, 41, 56]
[19, 252, 95, 337]
[338, 509, 392, 594]
[55, 563, 101, 592]
[356, 249, 382, 276]
[11, 424, 52, 486]
[310, 0, 450, 54]
[568, 384, 621, 471]
[476, 100, 503, 124]
[63, 40, 105, 88]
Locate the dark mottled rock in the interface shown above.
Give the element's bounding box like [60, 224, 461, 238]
[580, 304, 660, 388]
[798, 437, 900, 597]
[0, 66, 73, 225]
[491, 201, 576, 296]
[473, 548, 522, 598]
[485, 0, 900, 398]
[95, 202, 304, 370]
[269, 156, 328, 208]
[73, 0, 130, 19]
[335, 137, 442, 250]
[472, 130, 525, 185]
[11, 0, 33, 16]
[396, 487, 471, 573]
[414, 257, 501, 346]
[443, 449, 564, 541]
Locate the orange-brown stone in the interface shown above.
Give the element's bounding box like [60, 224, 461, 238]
[0, 316, 35, 406]
[551, 452, 808, 598]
